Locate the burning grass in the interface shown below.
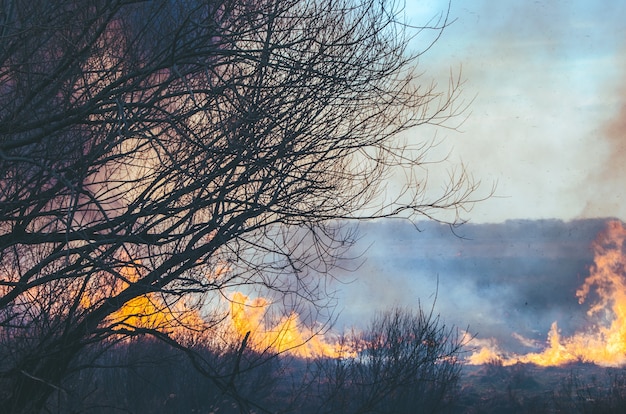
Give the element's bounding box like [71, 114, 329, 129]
[467, 220, 626, 368]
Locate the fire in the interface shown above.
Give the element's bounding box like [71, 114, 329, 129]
[79, 253, 206, 335]
[229, 292, 354, 359]
[467, 220, 626, 367]
[78, 251, 349, 357]
[108, 259, 206, 334]
[465, 336, 507, 365]
[109, 294, 206, 334]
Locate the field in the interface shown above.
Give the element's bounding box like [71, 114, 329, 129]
[456, 362, 626, 413]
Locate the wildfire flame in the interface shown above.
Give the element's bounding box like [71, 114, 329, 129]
[80, 253, 206, 335]
[77, 251, 349, 358]
[229, 292, 354, 359]
[468, 220, 626, 367]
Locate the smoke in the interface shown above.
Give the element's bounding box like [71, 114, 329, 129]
[466, 220, 626, 366]
[579, 72, 626, 219]
[603, 103, 626, 175]
[224, 218, 624, 363]
[407, 0, 626, 223]
[332, 218, 609, 354]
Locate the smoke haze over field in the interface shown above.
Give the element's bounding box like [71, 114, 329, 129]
[403, 0, 626, 223]
[333, 218, 613, 355]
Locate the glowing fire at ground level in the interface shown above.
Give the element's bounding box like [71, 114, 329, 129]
[105, 220, 626, 367]
[220, 220, 626, 366]
[467, 220, 626, 367]
[229, 292, 355, 359]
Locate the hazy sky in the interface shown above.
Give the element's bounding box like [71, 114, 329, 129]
[403, 0, 626, 223]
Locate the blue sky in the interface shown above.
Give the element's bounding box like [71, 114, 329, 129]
[401, 0, 626, 223]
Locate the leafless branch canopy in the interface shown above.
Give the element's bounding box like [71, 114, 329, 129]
[0, 0, 476, 412]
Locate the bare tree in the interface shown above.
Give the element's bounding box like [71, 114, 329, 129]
[311, 307, 466, 414]
[0, 0, 476, 412]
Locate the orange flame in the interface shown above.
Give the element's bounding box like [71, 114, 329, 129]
[79, 253, 206, 336]
[468, 220, 626, 367]
[465, 336, 507, 365]
[229, 292, 353, 359]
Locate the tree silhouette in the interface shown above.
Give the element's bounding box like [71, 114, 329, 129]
[311, 307, 466, 414]
[0, 0, 476, 412]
